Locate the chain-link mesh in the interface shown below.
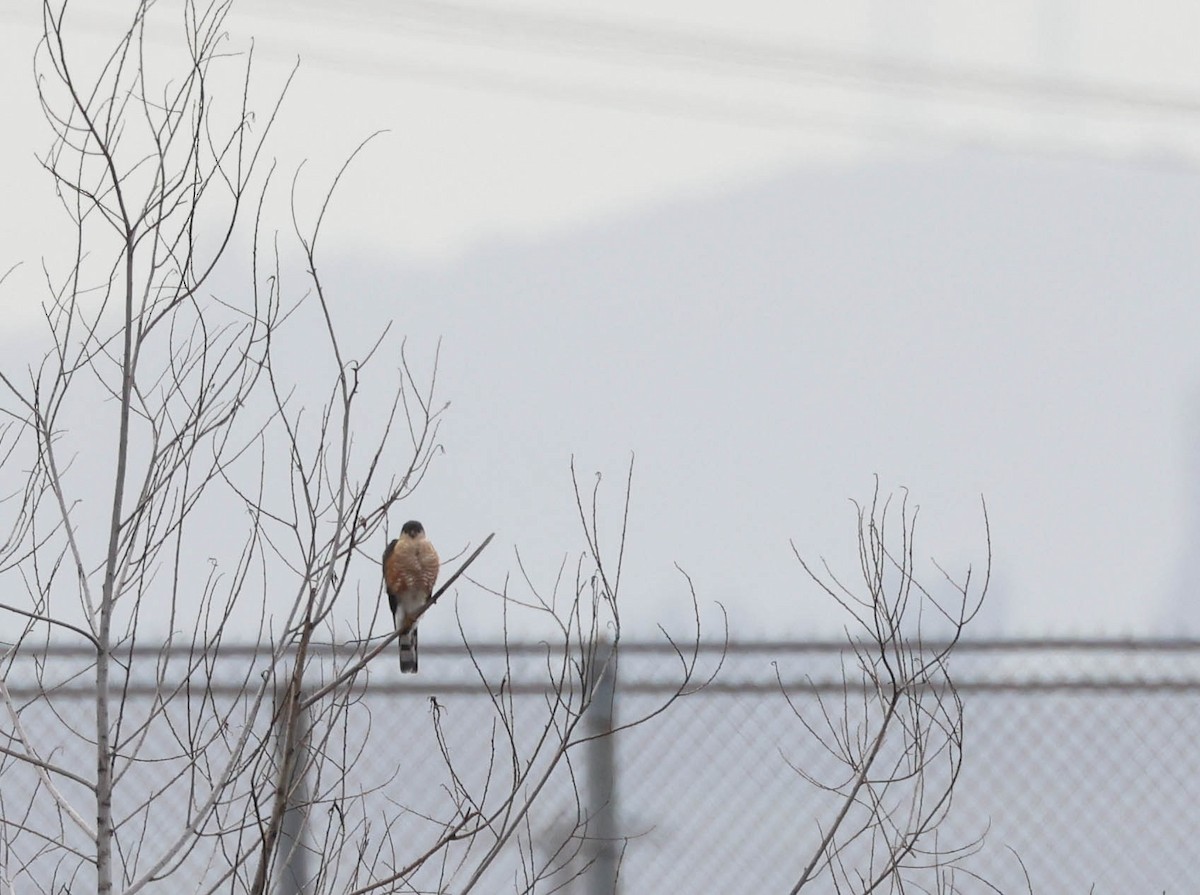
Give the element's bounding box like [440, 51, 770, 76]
[2, 640, 1197, 892]
[614, 656, 1200, 892]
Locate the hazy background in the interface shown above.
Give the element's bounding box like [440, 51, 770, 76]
[2, 0, 1200, 640]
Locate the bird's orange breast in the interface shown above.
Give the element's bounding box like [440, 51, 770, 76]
[385, 537, 440, 596]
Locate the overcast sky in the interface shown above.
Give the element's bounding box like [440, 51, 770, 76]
[3, 1, 1200, 642]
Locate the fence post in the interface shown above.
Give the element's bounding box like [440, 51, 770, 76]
[586, 641, 619, 895]
[275, 678, 310, 895]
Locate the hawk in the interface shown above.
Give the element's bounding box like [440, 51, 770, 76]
[382, 520, 440, 673]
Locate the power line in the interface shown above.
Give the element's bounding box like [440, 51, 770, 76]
[277, 39, 1200, 168]
[14, 1, 1200, 160]
[304, 0, 1200, 120]
[30, 1, 1200, 120]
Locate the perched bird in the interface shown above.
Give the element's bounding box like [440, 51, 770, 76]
[382, 520, 440, 673]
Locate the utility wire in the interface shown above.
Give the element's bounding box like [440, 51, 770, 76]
[23, 0, 1200, 119]
[13, 0, 1200, 159]
[298, 0, 1200, 119]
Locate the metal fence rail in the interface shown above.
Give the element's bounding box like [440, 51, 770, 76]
[2, 639, 1198, 892]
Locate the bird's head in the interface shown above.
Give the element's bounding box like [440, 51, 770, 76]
[401, 520, 425, 539]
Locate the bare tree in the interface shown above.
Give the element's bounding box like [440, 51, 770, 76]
[0, 3, 717, 894]
[784, 484, 993, 893]
[318, 458, 723, 895]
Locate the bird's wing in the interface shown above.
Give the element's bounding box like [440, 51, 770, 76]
[383, 538, 399, 615]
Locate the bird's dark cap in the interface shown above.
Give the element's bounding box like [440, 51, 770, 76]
[401, 520, 425, 536]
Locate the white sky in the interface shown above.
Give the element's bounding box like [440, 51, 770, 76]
[8, 1, 1200, 266]
[4, 1, 1200, 641]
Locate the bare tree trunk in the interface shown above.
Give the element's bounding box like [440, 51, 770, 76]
[95, 135, 140, 895]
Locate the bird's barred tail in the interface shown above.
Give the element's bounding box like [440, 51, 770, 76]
[399, 627, 419, 673]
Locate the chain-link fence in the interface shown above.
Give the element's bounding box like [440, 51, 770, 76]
[613, 640, 1200, 893]
[3, 639, 1197, 892]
